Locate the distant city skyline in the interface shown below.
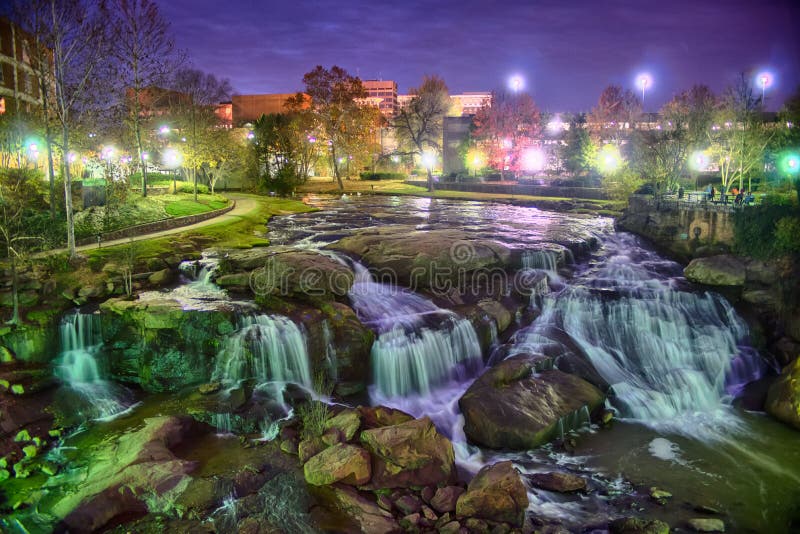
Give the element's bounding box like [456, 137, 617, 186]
[157, 0, 799, 112]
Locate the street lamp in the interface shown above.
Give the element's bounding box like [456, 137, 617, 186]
[509, 75, 524, 93]
[756, 71, 773, 106]
[597, 144, 622, 175]
[521, 147, 545, 174]
[159, 125, 170, 135]
[636, 74, 652, 109]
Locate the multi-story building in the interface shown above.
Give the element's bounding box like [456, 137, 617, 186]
[0, 17, 51, 115]
[449, 92, 492, 116]
[362, 80, 398, 117]
[397, 91, 492, 117]
[231, 93, 309, 125]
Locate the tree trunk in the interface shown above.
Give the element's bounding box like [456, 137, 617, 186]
[193, 167, 198, 201]
[427, 167, 434, 192]
[63, 123, 76, 257]
[8, 252, 20, 326]
[331, 145, 343, 191]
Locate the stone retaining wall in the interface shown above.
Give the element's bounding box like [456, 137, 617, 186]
[404, 180, 609, 200]
[76, 200, 235, 246]
[617, 195, 735, 260]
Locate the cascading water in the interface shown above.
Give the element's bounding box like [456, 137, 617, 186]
[347, 261, 482, 399]
[211, 314, 313, 431]
[56, 313, 128, 420]
[510, 233, 767, 432]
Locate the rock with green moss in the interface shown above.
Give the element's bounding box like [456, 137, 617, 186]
[684, 255, 746, 287]
[455, 461, 528, 527]
[610, 517, 670, 534]
[218, 247, 354, 302]
[459, 354, 604, 450]
[288, 303, 374, 396]
[11, 383, 24, 394]
[100, 297, 236, 392]
[687, 517, 725, 532]
[14, 429, 31, 442]
[303, 443, 371, 486]
[23, 444, 38, 458]
[0, 345, 14, 363]
[360, 416, 455, 489]
[766, 357, 800, 430]
[0, 468, 9, 481]
[13, 460, 33, 478]
[147, 268, 175, 287]
[325, 409, 361, 442]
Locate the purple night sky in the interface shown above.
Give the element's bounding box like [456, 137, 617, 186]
[157, 0, 800, 112]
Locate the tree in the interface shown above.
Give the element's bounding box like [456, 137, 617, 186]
[661, 85, 716, 148]
[560, 113, 595, 176]
[170, 67, 232, 200]
[0, 169, 47, 324]
[105, 0, 178, 198]
[588, 85, 641, 143]
[708, 74, 773, 193]
[294, 66, 379, 190]
[11, 0, 59, 218]
[473, 91, 542, 179]
[251, 112, 318, 192]
[393, 75, 450, 191]
[48, 0, 110, 258]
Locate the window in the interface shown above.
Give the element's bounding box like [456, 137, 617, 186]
[24, 73, 33, 94]
[22, 40, 30, 63]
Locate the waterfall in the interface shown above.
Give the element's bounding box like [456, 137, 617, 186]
[347, 261, 482, 398]
[511, 233, 766, 433]
[175, 256, 226, 300]
[213, 315, 312, 387]
[522, 249, 560, 272]
[211, 314, 313, 432]
[56, 313, 128, 420]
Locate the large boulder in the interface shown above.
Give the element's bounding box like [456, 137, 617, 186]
[359, 416, 455, 489]
[296, 303, 374, 396]
[329, 226, 513, 291]
[100, 297, 236, 392]
[218, 247, 354, 302]
[765, 357, 800, 430]
[312, 483, 401, 533]
[684, 255, 746, 287]
[455, 461, 528, 527]
[459, 355, 604, 449]
[51, 416, 203, 533]
[303, 443, 371, 486]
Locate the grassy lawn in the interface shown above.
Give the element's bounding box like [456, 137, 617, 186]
[163, 198, 229, 217]
[74, 192, 230, 238]
[81, 194, 314, 266]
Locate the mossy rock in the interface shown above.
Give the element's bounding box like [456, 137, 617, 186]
[766, 357, 800, 430]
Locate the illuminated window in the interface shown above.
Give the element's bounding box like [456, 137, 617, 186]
[0, 97, 5, 114]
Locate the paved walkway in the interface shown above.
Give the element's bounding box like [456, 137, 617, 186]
[46, 194, 257, 255]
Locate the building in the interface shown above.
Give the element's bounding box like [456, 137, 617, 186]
[231, 93, 309, 125]
[449, 92, 492, 116]
[397, 91, 492, 117]
[442, 116, 474, 175]
[0, 17, 51, 115]
[362, 80, 398, 117]
[215, 101, 233, 128]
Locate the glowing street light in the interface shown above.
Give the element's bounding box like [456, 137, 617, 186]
[597, 144, 623, 175]
[636, 74, 652, 108]
[159, 125, 170, 135]
[520, 147, 545, 173]
[779, 152, 799, 177]
[246, 131, 255, 140]
[422, 151, 437, 170]
[466, 148, 485, 177]
[163, 148, 182, 168]
[509, 75, 524, 93]
[690, 151, 710, 172]
[67, 152, 77, 163]
[756, 71, 773, 105]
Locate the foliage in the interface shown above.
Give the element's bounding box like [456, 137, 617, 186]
[775, 217, 800, 254]
[392, 75, 450, 190]
[560, 114, 595, 175]
[0, 169, 49, 323]
[708, 74, 774, 193]
[601, 168, 644, 201]
[261, 166, 299, 197]
[629, 128, 687, 193]
[588, 85, 641, 143]
[733, 200, 798, 258]
[297, 371, 333, 441]
[472, 90, 542, 177]
[293, 65, 380, 190]
[360, 172, 407, 181]
[104, 0, 179, 198]
[251, 112, 317, 189]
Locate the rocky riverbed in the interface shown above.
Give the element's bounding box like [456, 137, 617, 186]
[1, 195, 798, 533]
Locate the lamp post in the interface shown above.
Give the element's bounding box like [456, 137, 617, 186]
[509, 75, 523, 93]
[636, 74, 652, 110]
[756, 72, 772, 107]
